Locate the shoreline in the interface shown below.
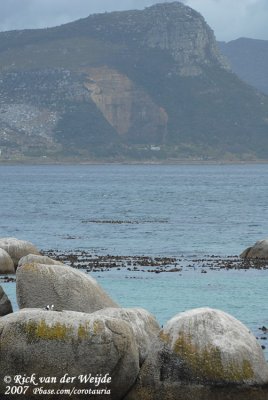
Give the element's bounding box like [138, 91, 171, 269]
[1, 159, 268, 166]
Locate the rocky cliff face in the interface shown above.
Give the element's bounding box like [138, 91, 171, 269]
[0, 2, 267, 161]
[68, 2, 227, 77]
[84, 66, 168, 143]
[141, 3, 228, 76]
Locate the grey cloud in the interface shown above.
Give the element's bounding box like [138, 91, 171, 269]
[0, 0, 155, 31]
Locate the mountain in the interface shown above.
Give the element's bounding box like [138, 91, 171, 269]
[219, 38, 268, 96]
[0, 1, 268, 162]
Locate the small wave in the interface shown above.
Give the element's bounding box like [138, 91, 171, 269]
[60, 235, 83, 240]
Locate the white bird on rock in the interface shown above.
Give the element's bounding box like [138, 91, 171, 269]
[44, 305, 55, 311]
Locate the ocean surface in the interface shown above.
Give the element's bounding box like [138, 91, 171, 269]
[1, 164, 268, 358]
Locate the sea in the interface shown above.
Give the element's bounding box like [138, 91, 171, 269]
[0, 164, 268, 358]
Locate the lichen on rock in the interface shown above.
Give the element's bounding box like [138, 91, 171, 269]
[161, 307, 268, 385]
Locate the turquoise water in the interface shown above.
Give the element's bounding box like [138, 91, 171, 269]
[0, 164, 268, 358]
[100, 267, 268, 359]
[2, 267, 268, 359]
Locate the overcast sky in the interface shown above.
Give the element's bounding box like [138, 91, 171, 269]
[0, 0, 267, 42]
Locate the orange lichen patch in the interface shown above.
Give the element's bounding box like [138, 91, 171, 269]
[21, 263, 37, 272]
[172, 333, 254, 383]
[78, 322, 90, 339]
[25, 319, 73, 341]
[93, 320, 104, 335]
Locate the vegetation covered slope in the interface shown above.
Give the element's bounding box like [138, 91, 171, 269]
[219, 38, 268, 96]
[0, 2, 268, 161]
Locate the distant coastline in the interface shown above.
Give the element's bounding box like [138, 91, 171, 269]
[1, 158, 268, 166]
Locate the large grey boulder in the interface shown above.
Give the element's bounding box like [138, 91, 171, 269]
[240, 239, 268, 259]
[0, 237, 40, 267]
[17, 263, 118, 313]
[126, 308, 268, 400]
[126, 341, 268, 400]
[0, 286, 13, 316]
[126, 336, 268, 400]
[125, 336, 193, 400]
[160, 307, 268, 385]
[92, 307, 160, 364]
[0, 248, 15, 274]
[18, 254, 63, 268]
[0, 309, 140, 399]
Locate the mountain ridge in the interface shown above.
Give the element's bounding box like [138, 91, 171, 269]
[219, 37, 268, 95]
[0, 2, 268, 162]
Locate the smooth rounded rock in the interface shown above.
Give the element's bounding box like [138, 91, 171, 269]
[0, 309, 140, 399]
[240, 239, 268, 259]
[0, 248, 15, 274]
[18, 254, 63, 268]
[0, 237, 40, 267]
[161, 307, 268, 385]
[92, 307, 160, 364]
[0, 286, 13, 316]
[16, 263, 118, 313]
[126, 337, 268, 400]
